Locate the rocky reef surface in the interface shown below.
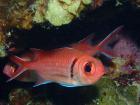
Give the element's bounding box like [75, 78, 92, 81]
[5, 73, 140, 105]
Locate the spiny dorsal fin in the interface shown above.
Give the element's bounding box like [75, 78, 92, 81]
[96, 25, 124, 49]
[94, 26, 124, 58]
[70, 34, 95, 55]
[70, 26, 124, 57]
[78, 35, 94, 45]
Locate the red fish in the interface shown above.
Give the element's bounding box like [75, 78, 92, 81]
[3, 26, 123, 87]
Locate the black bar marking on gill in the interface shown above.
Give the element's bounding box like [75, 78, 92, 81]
[70, 58, 78, 78]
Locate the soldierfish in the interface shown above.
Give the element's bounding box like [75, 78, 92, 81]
[3, 26, 123, 87]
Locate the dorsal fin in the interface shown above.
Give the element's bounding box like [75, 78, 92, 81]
[78, 35, 94, 45]
[94, 25, 124, 58]
[71, 25, 124, 57]
[70, 34, 95, 55]
[96, 25, 124, 49]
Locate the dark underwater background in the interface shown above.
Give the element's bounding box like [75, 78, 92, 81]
[0, 1, 140, 105]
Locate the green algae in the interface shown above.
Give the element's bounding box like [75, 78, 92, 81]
[95, 77, 128, 105]
[9, 88, 53, 105]
[9, 89, 32, 105]
[91, 77, 140, 105]
[0, 29, 6, 57]
[0, 44, 6, 57]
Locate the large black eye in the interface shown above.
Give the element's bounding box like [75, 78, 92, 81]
[84, 63, 92, 72]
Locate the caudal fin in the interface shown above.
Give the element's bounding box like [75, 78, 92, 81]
[6, 56, 29, 82]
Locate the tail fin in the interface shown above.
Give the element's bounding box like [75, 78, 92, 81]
[6, 56, 29, 82]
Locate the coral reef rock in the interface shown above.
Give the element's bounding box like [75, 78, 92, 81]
[32, 0, 92, 26]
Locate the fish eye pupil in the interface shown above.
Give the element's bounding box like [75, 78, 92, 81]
[84, 63, 92, 72]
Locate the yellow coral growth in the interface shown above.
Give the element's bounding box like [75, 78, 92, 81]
[33, 0, 92, 26]
[8, 0, 34, 29]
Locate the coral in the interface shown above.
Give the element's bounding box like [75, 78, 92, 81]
[91, 76, 140, 105]
[32, 0, 92, 26]
[5, 0, 93, 27]
[0, 0, 34, 57]
[9, 89, 32, 105]
[0, 20, 7, 57]
[0, 0, 94, 56]
[4, 0, 93, 27]
[105, 35, 140, 79]
[94, 77, 127, 105]
[7, 0, 34, 29]
[0, 0, 8, 57]
[114, 71, 140, 105]
[8, 88, 53, 105]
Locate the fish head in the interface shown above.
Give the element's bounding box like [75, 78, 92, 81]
[72, 55, 105, 86]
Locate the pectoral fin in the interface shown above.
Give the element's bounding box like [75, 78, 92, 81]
[59, 83, 80, 87]
[33, 76, 52, 87]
